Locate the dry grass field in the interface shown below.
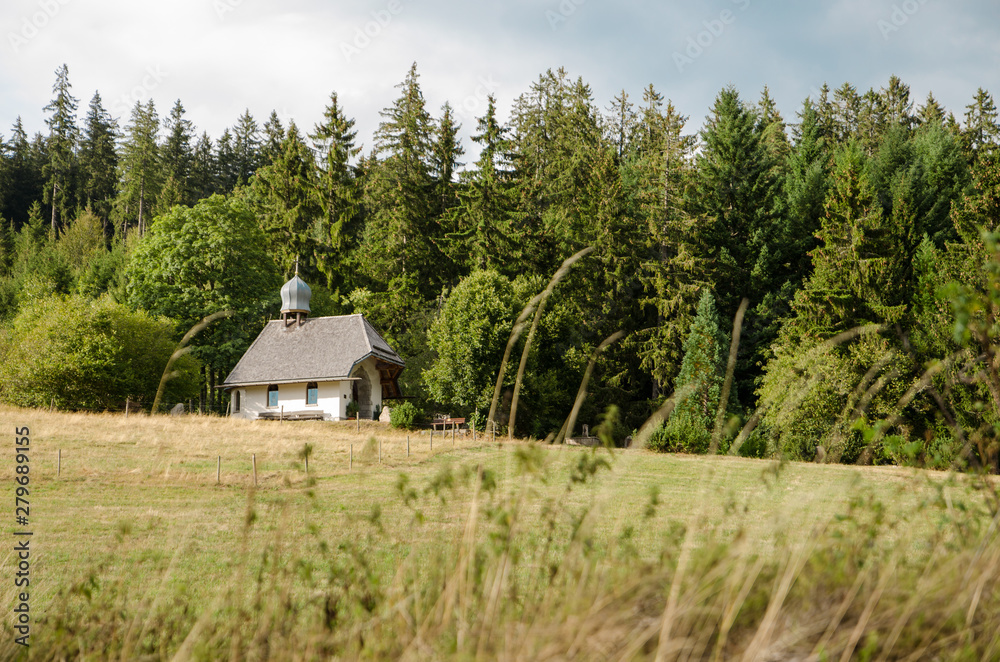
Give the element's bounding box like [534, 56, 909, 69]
[1, 404, 998, 660]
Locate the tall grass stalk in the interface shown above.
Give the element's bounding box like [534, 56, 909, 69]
[151, 310, 230, 413]
[488, 247, 593, 431]
[552, 331, 624, 444]
[710, 297, 748, 454]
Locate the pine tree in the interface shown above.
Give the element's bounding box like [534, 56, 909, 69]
[215, 129, 238, 192]
[785, 99, 831, 283]
[962, 88, 999, 167]
[452, 94, 519, 273]
[309, 92, 361, 283]
[794, 142, 911, 335]
[189, 132, 216, 201]
[917, 92, 947, 128]
[261, 111, 286, 166]
[757, 86, 791, 167]
[686, 86, 782, 318]
[232, 110, 261, 186]
[606, 90, 637, 162]
[115, 100, 161, 236]
[160, 100, 195, 206]
[880, 75, 914, 131]
[1, 119, 44, 228]
[42, 64, 79, 234]
[247, 121, 322, 279]
[631, 91, 699, 395]
[430, 102, 464, 221]
[359, 63, 441, 295]
[650, 290, 725, 453]
[78, 93, 118, 226]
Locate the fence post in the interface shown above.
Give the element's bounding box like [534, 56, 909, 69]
[472, 420, 476, 443]
[407, 435, 410, 457]
[125, 398, 130, 419]
[280, 406, 284, 423]
[57, 449, 61, 477]
[452, 424, 456, 447]
[252, 453, 257, 486]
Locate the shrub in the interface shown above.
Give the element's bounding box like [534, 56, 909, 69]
[389, 401, 422, 430]
[0, 294, 199, 410]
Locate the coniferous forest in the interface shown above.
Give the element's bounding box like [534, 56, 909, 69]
[2, 63, 999, 471]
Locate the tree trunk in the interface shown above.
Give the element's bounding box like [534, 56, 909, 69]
[209, 365, 216, 414]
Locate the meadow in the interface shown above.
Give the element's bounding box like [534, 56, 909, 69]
[1, 405, 998, 661]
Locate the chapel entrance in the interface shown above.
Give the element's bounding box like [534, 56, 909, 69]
[352, 367, 372, 419]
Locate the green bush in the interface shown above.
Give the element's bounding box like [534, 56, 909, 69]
[0, 294, 199, 411]
[646, 416, 711, 454]
[389, 401, 423, 430]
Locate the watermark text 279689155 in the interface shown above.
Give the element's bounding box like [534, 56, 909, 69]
[13, 426, 31, 648]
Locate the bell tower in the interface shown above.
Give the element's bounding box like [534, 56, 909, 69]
[280, 260, 311, 327]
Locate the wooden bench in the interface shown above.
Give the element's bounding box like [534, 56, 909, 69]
[258, 411, 325, 421]
[430, 415, 466, 430]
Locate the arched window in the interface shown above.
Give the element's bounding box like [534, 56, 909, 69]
[306, 382, 318, 406]
[233, 390, 241, 413]
[267, 384, 279, 407]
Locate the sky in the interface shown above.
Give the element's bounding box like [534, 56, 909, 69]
[2, 0, 999, 159]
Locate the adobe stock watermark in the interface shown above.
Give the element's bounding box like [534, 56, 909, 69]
[8, 0, 72, 54]
[340, 0, 405, 62]
[213, 0, 243, 20]
[877, 0, 930, 40]
[454, 76, 501, 121]
[111, 66, 169, 118]
[673, 0, 751, 74]
[546, 0, 587, 31]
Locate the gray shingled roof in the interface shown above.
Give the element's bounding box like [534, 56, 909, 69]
[223, 314, 404, 387]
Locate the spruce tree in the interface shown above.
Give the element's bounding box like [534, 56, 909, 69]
[310, 92, 361, 284]
[2, 119, 42, 227]
[794, 142, 911, 335]
[686, 86, 782, 319]
[261, 111, 286, 166]
[430, 102, 464, 220]
[42, 64, 79, 234]
[114, 100, 161, 236]
[452, 94, 519, 273]
[78, 93, 118, 226]
[160, 100, 195, 206]
[784, 99, 831, 283]
[606, 90, 637, 162]
[359, 63, 440, 295]
[189, 132, 216, 200]
[651, 290, 725, 453]
[962, 88, 999, 167]
[214, 129, 238, 192]
[917, 92, 947, 128]
[232, 110, 261, 186]
[247, 121, 322, 279]
[631, 91, 699, 395]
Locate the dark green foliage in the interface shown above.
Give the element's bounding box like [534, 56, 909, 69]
[42, 64, 78, 233]
[424, 269, 521, 413]
[78, 92, 118, 225]
[648, 291, 725, 454]
[3, 70, 1000, 469]
[245, 121, 324, 280]
[124, 194, 280, 374]
[114, 100, 161, 235]
[0, 294, 199, 410]
[389, 400, 423, 430]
